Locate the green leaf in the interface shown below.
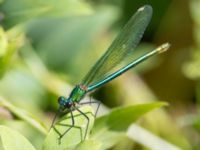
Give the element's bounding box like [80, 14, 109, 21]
[0, 26, 24, 78]
[75, 140, 101, 150]
[43, 106, 95, 150]
[0, 27, 7, 57]
[192, 115, 200, 132]
[0, 125, 36, 150]
[183, 0, 200, 80]
[0, 97, 48, 135]
[26, 8, 118, 83]
[127, 124, 182, 150]
[0, 0, 92, 28]
[93, 130, 126, 150]
[91, 102, 167, 150]
[95, 102, 168, 131]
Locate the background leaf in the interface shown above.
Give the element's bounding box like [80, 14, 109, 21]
[0, 125, 36, 150]
[94, 102, 167, 131]
[43, 106, 95, 150]
[91, 102, 167, 150]
[127, 124, 181, 150]
[74, 140, 102, 150]
[0, 97, 47, 134]
[0, 0, 92, 28]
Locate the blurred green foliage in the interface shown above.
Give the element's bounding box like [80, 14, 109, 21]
[0, 0, 200, 150]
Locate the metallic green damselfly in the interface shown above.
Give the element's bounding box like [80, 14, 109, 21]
[51, 5, 170, 141]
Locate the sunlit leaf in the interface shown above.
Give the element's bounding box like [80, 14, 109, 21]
[91, 102, 167, 149]
[43, 106, 95, 150]
[127, 124, 182, 150]
[0, 0, 92, 28]
[75, 140, 101, 150]
[94, 102, 167, 131]
[0, 97, 48, 135]
[0, 26, 24, 77]
[0, 27, 7, 56]
[0, 125, 36, 150]
[26, 8, 118, 83]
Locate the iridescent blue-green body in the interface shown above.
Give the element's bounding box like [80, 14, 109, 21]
[58, 85, 88, 110]
[54, 4, 170, 141]
[58, 42, 169, 110]
[57, 4, 170, 113]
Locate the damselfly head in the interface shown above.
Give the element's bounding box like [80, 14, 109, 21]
[58, 96, 73, 110]
[58, 96, 67, 110]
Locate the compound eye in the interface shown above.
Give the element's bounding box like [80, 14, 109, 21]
[58, 96, 65, 106]
[65, 101, 72, 108]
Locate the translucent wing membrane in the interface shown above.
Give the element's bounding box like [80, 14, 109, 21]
[82, 5, 152, 89]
